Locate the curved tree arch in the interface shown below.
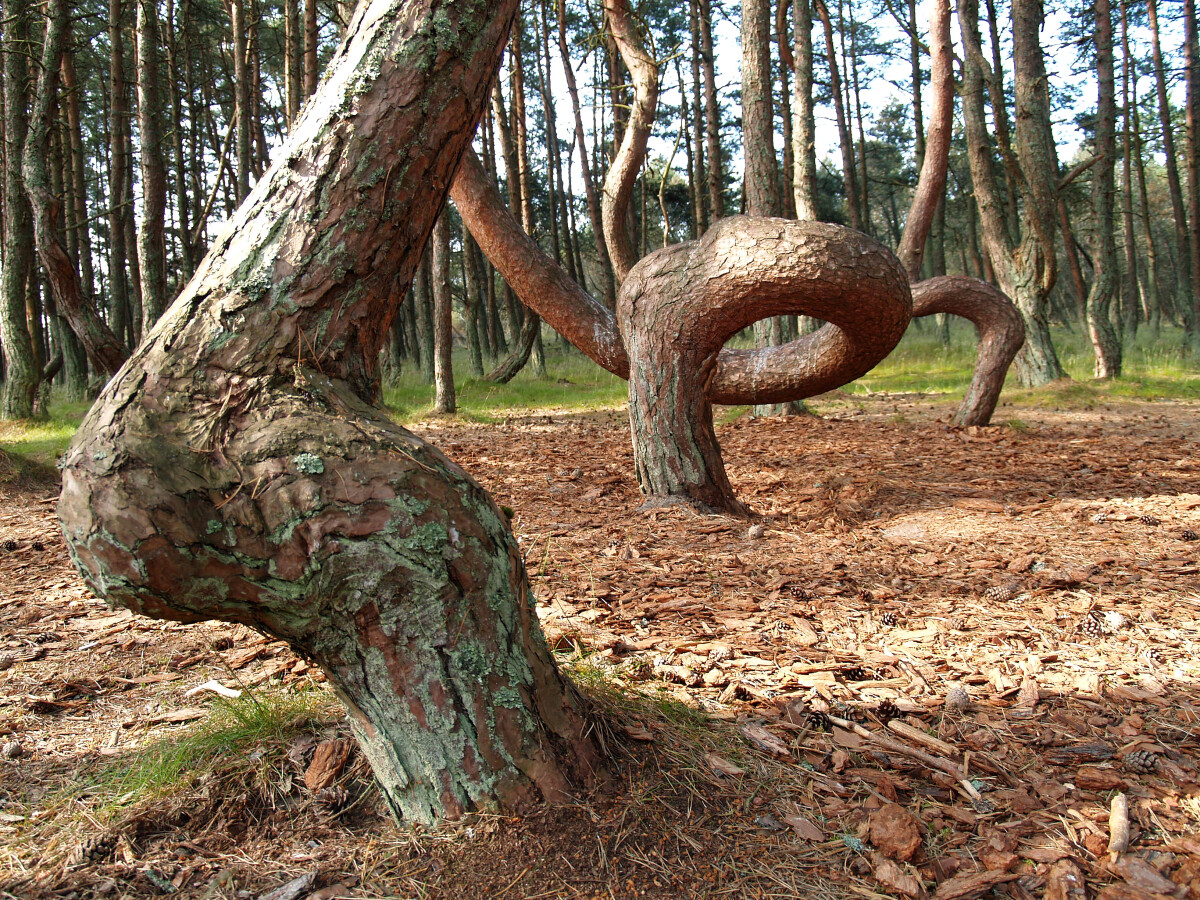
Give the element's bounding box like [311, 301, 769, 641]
[59, 0, 601, 826]
[453, 0, 1022, 516]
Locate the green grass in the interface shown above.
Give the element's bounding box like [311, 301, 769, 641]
[383, 346, 627, 423]
[2, 325, 1197, 471]
[0, 399, 91, 472]
[853, 320, 1200, 403]
[95, 686, 338, 813]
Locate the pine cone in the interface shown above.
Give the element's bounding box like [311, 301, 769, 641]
[1123, 749, 1158, 774]
[805, 709, 830, 731]
[31, 541, 43, 552]
[1180, 530, 1198, 542]
[881, 611, 898, 627]
[983, 582, 1019, 603]
[1081, 611, 1106, 639]
[842, 665, 869, 682]
[945, 685, 971, 712]
[785, 584, 810, 600]
[1, 540, 16, 552]
[1089, 512, 1109, 525]
[876, 699, 900, 722]
[1143, 646, 1163, 666]
[1140, 514, 1161, 527]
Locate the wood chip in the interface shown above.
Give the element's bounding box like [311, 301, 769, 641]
[739, 723, 790, 759]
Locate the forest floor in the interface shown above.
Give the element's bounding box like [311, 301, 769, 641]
[1, 391, 1199, 899]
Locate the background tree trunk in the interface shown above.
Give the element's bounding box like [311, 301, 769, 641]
[136, 0, 169, 330]
[433, 212, 455, 414]
[1, 5, 39, 418]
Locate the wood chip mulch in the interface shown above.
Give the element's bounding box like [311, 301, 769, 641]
[1, 395, 1197, 899]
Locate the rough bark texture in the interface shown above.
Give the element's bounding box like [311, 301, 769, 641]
[59, 0, 599, 826]
[625, 219, 910, 512]
[1185, 0, 1200, 350]
[1147, 0, 1193, 334]
[698, 0, 724, 221]
[814, 0, 861, 231]
[891, 0, 1023, 424]
[601, 0, 657, 282]
[432, 213, 455, 413]
[23, 0, 130, 379]
[791, 0, 818, 221]
[452, 150, 629, 379]
[896, 0, 953, 280]
[1, 5, 38, 419]
[1088, 0, 1122, 377]
[960, 0, 1066, 386]
[455, 0, 916, 514]
[741, 0, 778, 217]
[136, 0, 169, 330]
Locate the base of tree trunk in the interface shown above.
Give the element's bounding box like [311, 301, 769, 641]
[61, 384, 603, 824]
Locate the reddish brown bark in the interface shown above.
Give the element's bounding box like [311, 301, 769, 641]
[601, 0, 658, 282]
[911, 277, 1024, 426]
[894, 0, 1023, 425]
[59, 0, 599, 825]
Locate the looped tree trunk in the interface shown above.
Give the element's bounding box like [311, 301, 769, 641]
[623, 218, 911, 514]
[58, 0, 600, 825]
[911, 276, 1025, 426]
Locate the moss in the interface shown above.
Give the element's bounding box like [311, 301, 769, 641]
[293, 453, 325, 475]
[493, 686, 523, 710]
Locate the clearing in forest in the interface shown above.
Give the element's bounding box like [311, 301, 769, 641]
[1, 392, 1198, 899]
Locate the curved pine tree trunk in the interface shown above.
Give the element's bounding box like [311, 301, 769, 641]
[59, 0, 599, 825]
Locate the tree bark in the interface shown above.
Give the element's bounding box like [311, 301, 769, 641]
[814, 0, 862, 230]
[742, 0, 778, 217]
[59, 0, 600, 826]
[1184, 0, 1200, 350]
[1, 4, 38, 419]
[23, 0, 130, 380]
[791, 0, 818, 221]
[911, 277, 1024, 425]
[601, 1, 657, 282]
[284, 0, 302, 122]
[698, 0, 724, 221]
[137, 0, 169, 330]
[303, 0, 318, 97]
[432, 213, 455, 413]
[959, 0, 1066, 385]
[231, 0, 252, 202]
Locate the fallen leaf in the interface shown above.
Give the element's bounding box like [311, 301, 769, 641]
[740, 723, 790, 759]
[782, 815, 823, 842]
[869, 802, 923, 862]
[620, 723, 654, 742]
[873, 854, 925, 897]
[703, 752, 744, 778]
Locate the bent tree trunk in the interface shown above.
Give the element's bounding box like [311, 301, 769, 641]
[627, 219, 910, 514]
[59, 0, 599, 825]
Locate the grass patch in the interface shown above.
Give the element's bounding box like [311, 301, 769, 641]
[0, 399, 91, 472]
[383, 347, 627, 423]
[2, 325, 1196, 468]
[854, 320, 1200, 402]
[94, 686, 339, 815]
